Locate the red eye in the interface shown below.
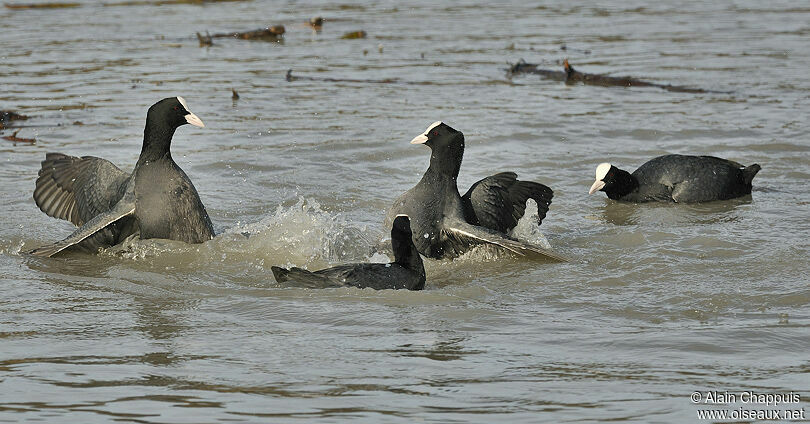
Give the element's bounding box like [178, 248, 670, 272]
[608, 172, 614, 177]
[173, 106, 180, 111]
[431, 130, 438, 136]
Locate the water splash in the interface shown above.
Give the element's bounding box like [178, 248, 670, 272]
[218, 197, 376, 267]
[509, 199, 552, 250]
[102, 198, 377, 271]
[1, 238, 26, 256]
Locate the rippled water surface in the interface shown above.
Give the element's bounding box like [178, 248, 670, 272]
[1, 1, 809, 422]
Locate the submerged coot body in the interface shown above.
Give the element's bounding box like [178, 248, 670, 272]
[589, 154, 761, 203]
[272, 215, 425, 290]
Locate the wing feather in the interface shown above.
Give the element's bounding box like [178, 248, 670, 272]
[443, 220, 568, 262]
[34, 153, 129, 226]
[28, 196, 136, 257]
[462, 172, 553, 233]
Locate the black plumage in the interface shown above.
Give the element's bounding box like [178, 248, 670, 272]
[271, 215, 425, 290]
[30, 97, 214, 257]
[461, 171, 553, 233]
[385, 121, 565, 261]
[589, 154, 761, 203]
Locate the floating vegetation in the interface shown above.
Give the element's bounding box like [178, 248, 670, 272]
[5, 2, 80, 9]
[341, 30, 366, 39]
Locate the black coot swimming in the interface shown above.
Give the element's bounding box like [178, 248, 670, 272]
[271, 215, 425, 290]
[30, 97, 215, 257]
[385, 121, 566, 261]
[588, 154, 761, 203]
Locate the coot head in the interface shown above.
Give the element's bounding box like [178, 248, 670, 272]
[391, 214, 413, 238]
[589, 162, 616, 194]
[391, 214, 422, 267]
[410, 121, 463, 148]
[147, 97, 205, 129]
[410, 121, 465, 176]
[589, 162, 637, 200]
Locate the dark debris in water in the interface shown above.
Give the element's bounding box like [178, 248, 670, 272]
[560, 43, 591, 54]
[6, 0, 244, 7]
[196, 30, 213, 46]
[2, 130, 36, 144]
[507, 59, 567, 81]
[284, 69, 440, 86]
[286, 69, 399, 84]
[209, 25, 285, 41]
[105, 0, 246, 6]
[1, 110, 30, 123]
[507, 58, 731, 94]
[5, 2, 80, 8]
[0, 110, 30, 130]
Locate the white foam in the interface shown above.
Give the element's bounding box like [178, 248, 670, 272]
[595, 162, 612, 180]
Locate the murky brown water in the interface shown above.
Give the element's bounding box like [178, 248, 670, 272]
[1, 1, 809, 422]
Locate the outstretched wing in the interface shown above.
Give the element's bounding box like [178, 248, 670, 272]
[443, 219, 568, 262]
[462, 172, 553, 233]
[34, 153, 130, 226]
[28, 195, 136, 257]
